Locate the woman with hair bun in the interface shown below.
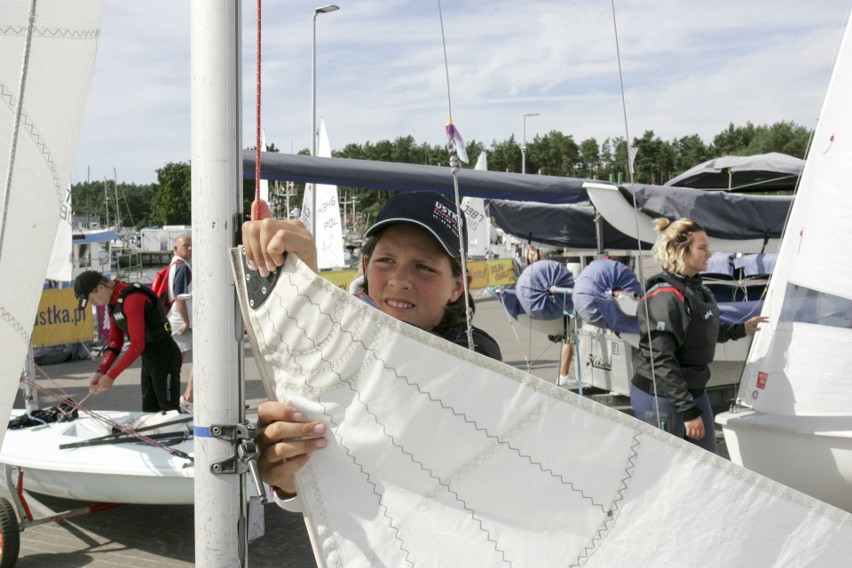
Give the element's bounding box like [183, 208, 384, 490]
[630, 218, 766, 452]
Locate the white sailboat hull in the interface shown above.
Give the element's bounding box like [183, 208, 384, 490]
[0, 411, 194, 505]
[582, 327, 748, 395]
[621, 331, 752, 362]
[717, 409, 852, 512]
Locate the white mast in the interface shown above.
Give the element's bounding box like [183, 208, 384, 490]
[190, 1, 245, 565]
[112, 167, 121, 229]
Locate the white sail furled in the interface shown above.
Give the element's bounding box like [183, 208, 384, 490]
[232, 250, 852, 567]
[461, 151, 491, 258]
[0, 1, 105, 442]
[738, 15, 852, 416]
[300, 118, 345, 269]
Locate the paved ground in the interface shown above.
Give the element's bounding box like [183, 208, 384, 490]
[1, 293, 570, 568]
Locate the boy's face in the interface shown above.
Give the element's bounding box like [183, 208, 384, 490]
[363, 224, 463, 330]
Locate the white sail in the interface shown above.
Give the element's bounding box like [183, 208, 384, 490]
[300, 118, 345, 269]
[0, 1, 105, 444]
[45, 183, 73, 282]
[461, 151, 491, 257]
[232, 250, 852, 567]
[737, 14, 852, 416]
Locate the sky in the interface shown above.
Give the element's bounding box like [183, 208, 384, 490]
[71, 0, 852, 185]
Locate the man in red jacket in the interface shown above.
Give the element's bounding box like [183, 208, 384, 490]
[75, 270, 182, 412]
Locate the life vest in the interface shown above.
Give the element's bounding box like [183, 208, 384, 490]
[109, 283, 172, 344]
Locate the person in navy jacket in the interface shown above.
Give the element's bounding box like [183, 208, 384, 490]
[630, 218, 766, 452]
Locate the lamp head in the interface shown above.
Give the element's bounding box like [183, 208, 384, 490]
[314, 4, 339, 15]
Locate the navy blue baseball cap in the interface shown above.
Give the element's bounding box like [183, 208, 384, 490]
[364, 191, 468, 257]
[74, 270, 104, 309]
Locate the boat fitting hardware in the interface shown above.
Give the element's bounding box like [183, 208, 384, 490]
[210, 422, 268, 505]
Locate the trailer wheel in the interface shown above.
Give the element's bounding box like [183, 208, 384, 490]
[0, 497, 19, 568]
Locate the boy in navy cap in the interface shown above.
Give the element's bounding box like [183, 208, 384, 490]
[241, 190, 501, 505]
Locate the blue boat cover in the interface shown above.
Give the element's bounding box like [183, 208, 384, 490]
[703, 252, 735, 277]
[496, 288, 523, 320]
[514, 260, 574, 320]
[573, 260, 641, 333]
[734, 253, 777, 277]
[719, 300, 763, 324]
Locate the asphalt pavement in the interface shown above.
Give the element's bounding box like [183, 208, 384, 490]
[1, 293, 566, 567]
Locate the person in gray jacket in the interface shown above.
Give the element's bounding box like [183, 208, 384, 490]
[631, 218, 766, 452]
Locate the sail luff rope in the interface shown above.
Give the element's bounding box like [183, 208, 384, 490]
[254, 0, 262, 204]
[437, 0, 475, 351]
[0, 0, 38, 255]
[611, 0, 663, 424]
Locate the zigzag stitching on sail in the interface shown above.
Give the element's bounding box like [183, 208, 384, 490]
[571, 432, 641, 567]
[427, 399, 550, 499]
[256, 293, 378, 392]
[272, 269, 622, 513]
[247, 261, 681, 563]
[282, 281, 606, 512]
[268, 307, 415, 567]
[0, 80, 61, 201]
[259, 276, 516, 564]
[0, 304, 31, 343]
[259, 272, 654, 564]
[273, 272, 611, 507]
[0, 25, 100, 40]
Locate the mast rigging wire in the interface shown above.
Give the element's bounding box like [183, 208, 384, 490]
[611, 0, 663, 422]
[436, 0, 475, 352]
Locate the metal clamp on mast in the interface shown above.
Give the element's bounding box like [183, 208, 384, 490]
[209, 422, 268, 505]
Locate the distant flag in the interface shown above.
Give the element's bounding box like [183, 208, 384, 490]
[445, 120, 469, 163]
[628, 145, 639, 175]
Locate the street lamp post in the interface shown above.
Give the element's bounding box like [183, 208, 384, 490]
[312, 4, 339, 156]
[521, 112, 539, 174]
[310, 4, 339, 236]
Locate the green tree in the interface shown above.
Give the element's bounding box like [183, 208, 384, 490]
[672, 134, 712, 175]
[149, 162, 191, 226]
[71, 180, 156, 229]
[631, 130, 675, 185]
[533, 130, 579, 177]
[744, 121, 810, 158]
[486, 135, 521, 173]
[713, 122, 757, 155]
[118, 183, 156, 228]
[579, 138, 601, 178]
[599, 137, 617, 181]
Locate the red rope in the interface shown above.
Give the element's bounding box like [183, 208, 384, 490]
[26, 366, 192, 462]
[254, 0, 262, 206]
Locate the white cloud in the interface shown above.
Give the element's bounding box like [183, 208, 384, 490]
[71, 0, 851, 184]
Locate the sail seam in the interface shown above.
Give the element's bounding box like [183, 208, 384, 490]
[0, 305, 32, 343]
